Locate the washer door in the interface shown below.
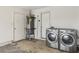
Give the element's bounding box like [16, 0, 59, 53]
[47, 33, 57, 43]
[61, 34, 75, 47]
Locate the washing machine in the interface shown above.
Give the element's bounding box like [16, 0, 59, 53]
[59, 28, 78, 52]
[46, 27, 59, 49]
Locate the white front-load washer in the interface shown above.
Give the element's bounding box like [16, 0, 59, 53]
[59, 28, 78, 52]
[46, 27, 59, 49]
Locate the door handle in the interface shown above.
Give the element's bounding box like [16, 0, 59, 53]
[14, 28, 16, 30]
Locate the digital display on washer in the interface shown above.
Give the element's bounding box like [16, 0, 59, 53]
[62, 35, 74, 45]
[48, 33, 56, 41]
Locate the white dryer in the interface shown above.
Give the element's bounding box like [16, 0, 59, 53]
[59, 28, 78, 52]
[46, 27, 59, 49]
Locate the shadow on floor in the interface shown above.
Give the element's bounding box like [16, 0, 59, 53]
[0, 39, 62, 53]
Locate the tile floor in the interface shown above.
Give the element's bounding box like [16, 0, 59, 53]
[0, 39, 63, 53]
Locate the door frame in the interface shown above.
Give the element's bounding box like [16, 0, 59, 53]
[36, 13, 42, 39]
[13, 12, 26, 42]
[41, 11, 51, 39]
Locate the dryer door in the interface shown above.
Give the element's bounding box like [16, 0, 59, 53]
[61, 34, 75, 47]
[47, 33, 58, 43]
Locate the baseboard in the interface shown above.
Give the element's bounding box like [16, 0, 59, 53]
[13, 39, 25, 42]
[0, 41, 12, 47]
[34, 38, 46, 41]
[0, 39, 45, 47]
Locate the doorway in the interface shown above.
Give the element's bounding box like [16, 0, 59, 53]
[13, 12, 26, 41]
[41, 12, 50, 39]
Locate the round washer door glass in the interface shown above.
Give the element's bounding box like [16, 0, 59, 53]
[62, 35, 74, 45]
[48, 33, 57, 42]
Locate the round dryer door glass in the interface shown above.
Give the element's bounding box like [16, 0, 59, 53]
[48, 33, 57, 41]
[62, 35, 74, 45]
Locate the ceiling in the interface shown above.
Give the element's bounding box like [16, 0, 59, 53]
[14, 6, 47, 10]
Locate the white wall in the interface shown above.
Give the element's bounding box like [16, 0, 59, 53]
[0, 7, 13, 43]
[32, 7, 78, 28]
[0, 7, 28, 46]
[51, 7, 77, 29]
[32, 7, 79, 39]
